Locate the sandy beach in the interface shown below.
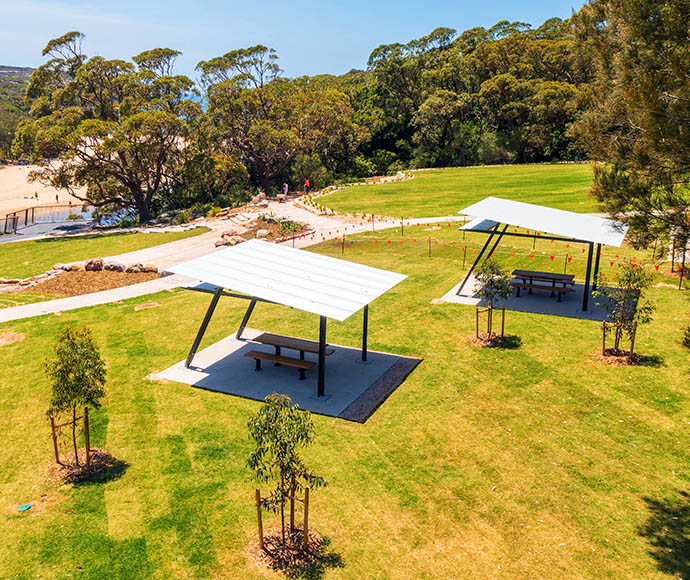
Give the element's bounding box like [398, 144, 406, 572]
[0, 164, 85, 216]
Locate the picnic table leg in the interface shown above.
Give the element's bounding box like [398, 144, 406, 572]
[528, 277, 533, 294]
[551, 280, 556, 297]
[299, 350, 305, 360]
[274, 346, 281, 366]
[255, 359, 261, 371]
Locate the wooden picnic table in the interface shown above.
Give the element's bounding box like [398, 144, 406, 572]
[252, 331, 335, 360]
[511, 269, 575, 302]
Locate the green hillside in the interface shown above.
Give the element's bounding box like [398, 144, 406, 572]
[0, 65, 32, 159]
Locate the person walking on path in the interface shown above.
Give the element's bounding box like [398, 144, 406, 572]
[283, 182, 289, 196]
[304, 178, 310, 195]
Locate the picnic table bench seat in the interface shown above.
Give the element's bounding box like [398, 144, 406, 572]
[244, 350, 316, 380]
[510, 270, 575, 302]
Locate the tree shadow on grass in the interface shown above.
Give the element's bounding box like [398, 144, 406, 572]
[287, 537, 344, 580]
[639, 491, 690, 579]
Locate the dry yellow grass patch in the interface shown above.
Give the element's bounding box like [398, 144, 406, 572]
[0, 331, 24, 346]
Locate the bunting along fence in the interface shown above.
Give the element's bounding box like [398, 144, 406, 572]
[288, 217, 680, 283]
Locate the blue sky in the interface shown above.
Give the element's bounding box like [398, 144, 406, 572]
[0, 0, 586, 78]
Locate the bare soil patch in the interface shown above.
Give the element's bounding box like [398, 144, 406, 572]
[592, 348, 663, 367]
[248, 526, 343, 577]
[0, 331, 24, 346]
[134, 302, 160, 311]
[468, 332, 521, 349]
[46, 448, 126, 484]
[25, 270, 158, 296]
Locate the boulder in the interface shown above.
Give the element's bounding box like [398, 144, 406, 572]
[85, 258, 104, 271]
[140, 264, 158, 273]
[256, 229, 270, 239]
[220, 229, 240, 238]
[250, 192, 266, 205]
[52, 263, 67, 271]
[215, 235, 245, 247]
[104, 261, 126, 272]
[125, 263, 144, 273]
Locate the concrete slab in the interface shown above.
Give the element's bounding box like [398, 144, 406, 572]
[152, 328, 421, 421]
[437, 274, 609, 321]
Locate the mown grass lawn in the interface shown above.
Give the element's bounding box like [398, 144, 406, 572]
[0, 227, 209, 280]
[0, 224, 688, 579]
[322, 164, 596, 217]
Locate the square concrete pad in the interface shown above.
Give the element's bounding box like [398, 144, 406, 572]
[437, 275, 609, 321]
[152, 328, 421, 422]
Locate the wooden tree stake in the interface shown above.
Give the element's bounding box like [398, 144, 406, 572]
[501, 304, 506, 337]
[602, 321, 607, 356]
[50, 416, 61, 465]
[475, 308, 480, 339]
[629, 321, 638, 362]
[84, 407, 91, 468]
[255, 489, 264, 550]
[303, 487, 310, 551]
[290, 475, 295, 533]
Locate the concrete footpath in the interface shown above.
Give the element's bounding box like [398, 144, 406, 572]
[0, 202, 466, 325]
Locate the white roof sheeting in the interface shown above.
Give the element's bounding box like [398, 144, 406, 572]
[166, 239, 407, 321]
[458, 197, 628, 247]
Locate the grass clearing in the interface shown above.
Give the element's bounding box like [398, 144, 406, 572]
[0, 221, 688, 579]
[322, 164, 596, 217]
[0, 227, 209, 279]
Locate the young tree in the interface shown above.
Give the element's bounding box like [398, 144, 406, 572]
[247, 394, 326, 544]
[475, 260, 512, 336]
[45, 326, 106, 466]
[594, 261, 655, 357]
[13, 32, 201, 223]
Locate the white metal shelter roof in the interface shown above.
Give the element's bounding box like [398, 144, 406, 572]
[166, 239, 407, 321]
[459, 196, 628, 247]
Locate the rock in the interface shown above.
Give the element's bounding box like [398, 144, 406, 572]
[125, 263, 144, 273]
[104, 261, 125, 272]
[85, 258, 104, 271]
[215, 235, 245, 247]
[220, 229, 240, 238]
[52, 263, 67, 270]
[250, 192, 266, 205]
[256, 229, 270, 239]
[140, 264, 158, 273]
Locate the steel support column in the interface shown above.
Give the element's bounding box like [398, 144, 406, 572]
[592, 243, 602, 290]
[236, 298, 258, 341]
[318, 316, 327, 397]
[185, 287, 223, 368]
[362, 305, 368, 362]
[582, 242, 594, 312]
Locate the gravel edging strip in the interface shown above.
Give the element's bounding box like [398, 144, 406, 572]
[338, 356, 423, 423]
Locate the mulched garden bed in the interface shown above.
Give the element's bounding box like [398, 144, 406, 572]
[593, 348, 643, 366]
[248, 526, 342, 577]
[46, 448, 122, 484]
[25, 270, 158, 296]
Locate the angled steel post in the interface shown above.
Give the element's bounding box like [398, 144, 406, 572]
[185, 286, 223, 368]
[582, 242, 594, 311]
[318, 316, 327, 397]
[236, 298, 258, 341]
[456, 224, 507, 296]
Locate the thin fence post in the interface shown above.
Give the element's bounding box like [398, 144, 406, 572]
[602, 322, 606, 356]
[255, 489, 264, 550]
[303, 488, 310, 550]
[50, 416, 60, 464]
[476, 309, 479, 339]
[679, 242, 686, 290]
[564, 253, 568, 274]
[462, 247, 466, 269]
[629, 321, 638, 362]
[341, 234, 345, 254]
[84, 407, 91, 468]
[672, 237, 676, 272]
[401, 217, 404, 236]
[428, 237, 431, 258]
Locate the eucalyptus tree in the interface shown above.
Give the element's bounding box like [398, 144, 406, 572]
[13, 33, 201, 222]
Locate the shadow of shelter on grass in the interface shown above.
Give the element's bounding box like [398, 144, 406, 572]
[639, 491, 690, 579]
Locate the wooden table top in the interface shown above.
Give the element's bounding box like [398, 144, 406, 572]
[253, 332, 333, 355]
[512, 269, 575, 282]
